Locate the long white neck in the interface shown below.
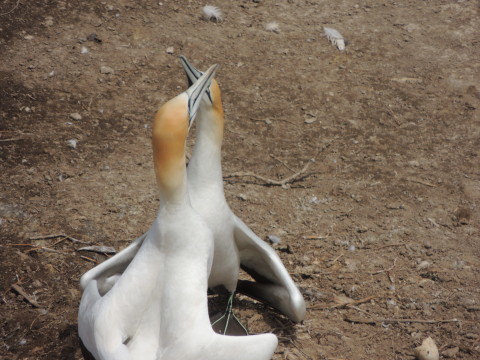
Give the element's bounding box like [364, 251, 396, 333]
[188, 106, 224, 193]
[158, 169, 189, 208]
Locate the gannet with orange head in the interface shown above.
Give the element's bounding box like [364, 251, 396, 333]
[79, 57, 306, 331]
[78, 65, 278, 360]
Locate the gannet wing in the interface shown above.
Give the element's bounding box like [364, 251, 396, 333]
[79, 232, 147, 292]
[232, 215, 306, 322]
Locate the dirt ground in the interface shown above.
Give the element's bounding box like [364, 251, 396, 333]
[1, 0, 479, 359]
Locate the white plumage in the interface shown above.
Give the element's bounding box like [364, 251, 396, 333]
[80, 57, 306, 328]
[202, 5, 223, 22]
[78, 65, 278, 360]
[323, 27, 346, 51]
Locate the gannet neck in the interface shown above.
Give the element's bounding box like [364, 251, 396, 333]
[152, 94, 189, 206]
[188, 80, 225, 190]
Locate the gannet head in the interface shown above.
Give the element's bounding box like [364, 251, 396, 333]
[152, 64, 218, 191]
[179, 56, 224, 136]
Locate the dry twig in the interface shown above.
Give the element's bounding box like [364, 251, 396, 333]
[371, 258, 397, 275]
[225, 159, 316, 188]
[0, 0, 21, 16]
[25, 246, 69, 254]
[29, 233, 91, 244]
[80, 255, 98, 263]
[278, 337, 313, 360]
[344, 316, 461, 325]
[310, 295, 377, 310]
[225, 143, 330, 188]
[11, 284, 42, 308]
[406, 177, 437, 187]
[371, 243, 407, 250]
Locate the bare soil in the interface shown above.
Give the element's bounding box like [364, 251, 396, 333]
[1, 1, 479, 359]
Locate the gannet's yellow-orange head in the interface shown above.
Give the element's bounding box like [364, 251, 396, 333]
[152, 96, 189, 191]
[151, 64, 219, 195]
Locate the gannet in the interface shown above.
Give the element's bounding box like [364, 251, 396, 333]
[181, 57, 305, 326]
[78, 65, 278, 360]
[79, 56, 306, 328]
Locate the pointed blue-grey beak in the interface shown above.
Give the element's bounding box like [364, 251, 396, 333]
[185, 63, 218, 127]
[180, 55, 213, 105]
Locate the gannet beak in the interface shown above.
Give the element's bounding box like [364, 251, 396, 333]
[179, 55, 202, 85]
[186, 63, 218, 128]
[180, 55, 214, 105]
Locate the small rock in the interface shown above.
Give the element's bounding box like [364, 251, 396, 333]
[100, 66, 114, 74]
[24, 35, 34, 40]
[417, 260, 431, 270]
[87, 33, 102, 43]
[408, 160, 420, 167]
[414, 337, 439, 360]
[442, 347, 459, 358]
[237, 194, 247, 201]
[166, 46, 174, 54]
[67, 139, 78, 149]
[267, 235, 281, 244]
[265, 22, 280, 33]
[69, 113, 82, 121]
[301, 287, 325, 301]
[304, 117, 317, 124]
[43, 16, 54, 27]
[81, 46, 89, 54]
[309, 196, 320, 204]
[48, 71, 56, 77]
[37, 308, 48, 315]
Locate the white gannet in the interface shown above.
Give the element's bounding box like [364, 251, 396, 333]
[180, 57, 305, 327]
[79, 56, 306, 329]
[78, 65, 278, 360]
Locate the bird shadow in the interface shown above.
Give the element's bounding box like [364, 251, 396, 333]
[208, 292, 298, 339]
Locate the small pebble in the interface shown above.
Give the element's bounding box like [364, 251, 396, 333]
[43, 16, 54, 27]
[309, 196, 320, 204]
[267, 235, 281, 244]
[237, 194, 247, 201]
[87, 33, 102, 43]
[81, 46, 89, 54]
[67, 139, 78, 149]
[166, 46, 174, 54]
[442, 347, 459, 358]
[265, 22, 280, 33]
[100, 66, 114, 74]
[70, 113, 82, 121]
[417, 260, 431, 270]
